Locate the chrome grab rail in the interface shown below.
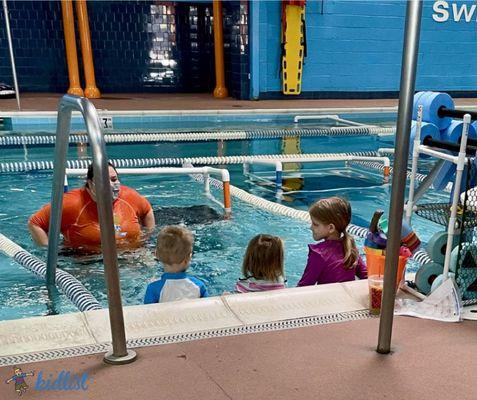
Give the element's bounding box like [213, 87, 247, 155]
[46, 94, 136, 364]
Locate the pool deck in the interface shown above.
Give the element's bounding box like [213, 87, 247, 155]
[1, 92, 477, 114]
[1, 92, 477, 399]
[0, 279, 476, 400]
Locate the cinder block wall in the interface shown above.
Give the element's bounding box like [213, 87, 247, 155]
[258, 0, 477, 98]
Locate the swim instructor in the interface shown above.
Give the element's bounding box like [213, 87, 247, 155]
[28, 162, 155, 251]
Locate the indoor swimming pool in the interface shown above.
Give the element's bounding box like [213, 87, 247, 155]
[0, 113, 448, 320]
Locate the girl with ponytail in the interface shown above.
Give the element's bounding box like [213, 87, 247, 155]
[297, 197, 367, 286]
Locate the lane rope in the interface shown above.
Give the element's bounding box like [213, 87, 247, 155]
[0, 151, 379, 173]
[0, 233, 101, 312]
[0, 126, 395, 147]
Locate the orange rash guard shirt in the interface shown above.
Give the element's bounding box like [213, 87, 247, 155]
[29, 186, 152, 250]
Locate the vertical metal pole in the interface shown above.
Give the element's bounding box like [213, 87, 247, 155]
[377, 0, 422, 354]
[2, 0, 20, 110]
[45, 104, 72, 286]
[47, 95, 136, 365]
[405, 105, 423, 223]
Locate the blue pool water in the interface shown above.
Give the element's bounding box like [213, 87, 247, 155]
[0, 117, 448, 321]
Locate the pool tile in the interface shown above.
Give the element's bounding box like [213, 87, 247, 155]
[0, 313, 94, 356]
[83, 296, 242, 342]
[223, 281, 367, 325]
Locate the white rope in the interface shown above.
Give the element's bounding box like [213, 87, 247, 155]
[350, 160, 453, 192]
[189, 173, 368, 236]
[0, 126, 396, 147]
[0, 233, 101, 311]
[0, 151, 378, 173]
[189, 173, 431, 269]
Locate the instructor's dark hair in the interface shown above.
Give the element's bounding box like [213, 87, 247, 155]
[86, 161, 117, 187]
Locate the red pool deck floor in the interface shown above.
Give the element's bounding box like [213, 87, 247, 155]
[0, 316, 476, 400]
[1, 92, 477, 113]
[0, 92, 401, 112]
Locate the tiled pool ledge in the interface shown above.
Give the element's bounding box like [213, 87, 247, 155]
[0, 108, 398, 131]
[0, 280, 369, 365]
[0, 107, 398, 118]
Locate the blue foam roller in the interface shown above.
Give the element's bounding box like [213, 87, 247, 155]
[471, 120, 477, 133]
[409, 121, 440, 158]
[412, 91, 431, 120]
[441, 119, 477, 142]
[415, 261, 444, 295]
[426, 231, 458, 264]
[440, 121, 477, 195]
[414, 92, 454, 130]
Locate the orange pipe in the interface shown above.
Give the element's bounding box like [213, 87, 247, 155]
[75, 0, 101, 98]
[212, 0, 228, 99]
[60, 0, 83, 96]
[223, 181, 231, 216]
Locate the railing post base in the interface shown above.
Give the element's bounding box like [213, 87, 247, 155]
[104, 349, 137, 365]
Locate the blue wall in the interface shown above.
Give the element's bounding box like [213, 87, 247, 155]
[1, 1, 477, 99]
[257, 0, 477, 98]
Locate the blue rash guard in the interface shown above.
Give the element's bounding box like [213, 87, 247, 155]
[144, 271, 208, 304]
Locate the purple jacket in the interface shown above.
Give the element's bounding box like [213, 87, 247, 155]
[297, 239, 367, 286]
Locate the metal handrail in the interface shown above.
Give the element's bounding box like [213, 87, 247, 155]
[2, 0, 20, 110]
[46, 94, 136, 365]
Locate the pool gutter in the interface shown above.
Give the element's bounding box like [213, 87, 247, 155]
[0, 280, 369, 365]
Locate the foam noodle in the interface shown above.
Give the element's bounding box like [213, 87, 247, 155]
[426, 231, 458, 264]
[413, 91, 454, 130]
[409, 121, 439, 158]
[415, 261, 444, 295]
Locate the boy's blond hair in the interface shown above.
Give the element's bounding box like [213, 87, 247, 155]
[156, 225, 194, 267]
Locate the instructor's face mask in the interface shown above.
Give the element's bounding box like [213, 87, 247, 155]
[111, 181, 121, 201]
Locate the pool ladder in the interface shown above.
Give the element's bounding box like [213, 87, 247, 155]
[46, 94, 136, 365]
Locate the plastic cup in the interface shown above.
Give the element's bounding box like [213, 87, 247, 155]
[364, 248, 408, 290]
[368, 275, 384, 315]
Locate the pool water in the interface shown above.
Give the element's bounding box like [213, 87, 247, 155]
[0, 126, 447, 321]
[0, 172, 318, 320]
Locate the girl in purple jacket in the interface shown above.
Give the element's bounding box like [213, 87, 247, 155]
[298, 197, 367, 286]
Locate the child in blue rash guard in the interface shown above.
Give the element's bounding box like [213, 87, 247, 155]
[144, 225, 208, 304]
